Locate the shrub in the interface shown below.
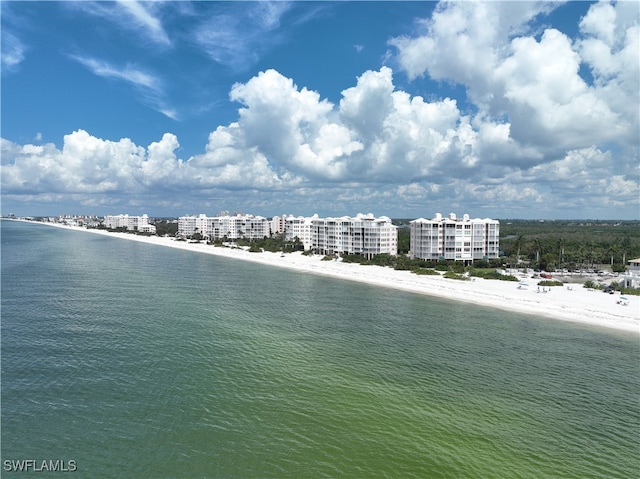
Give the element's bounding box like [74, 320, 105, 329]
[470, 269, 518, 281]
[368, 253, 396, 267]
[620, 287, 640, 296]
[394, 257, 431, 271]
[341, 253, 368, 264]
[443, 271, 469, 280]
[451, 262, 466, 273]
[583, 280, 602, 290]
[472, 259, 491, 269]
[411, 268, 440, 276]
[612, 263, 627, 273]
[538, 280, 563, 287]
[501, 275, 520, 282]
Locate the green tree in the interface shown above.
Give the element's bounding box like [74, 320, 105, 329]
[397, 228, 410, 255]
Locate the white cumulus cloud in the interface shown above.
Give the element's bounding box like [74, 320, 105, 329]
[389, 0, 638, 160]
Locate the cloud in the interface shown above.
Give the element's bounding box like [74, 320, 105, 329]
[227, 69, 360, 180]
[72, 1, 171, 47]
[388, 1, 555, 83]
[397, 183, 426, 197]
[193, 1, 292, 71]
[116, 0, 170, 46]
[194, 67, 486, 185]
[3, 60, 638, 217]
[71, 55, 160, 91]
[577, 1, 640, 139]
[69, 55, 178, 119]
[1, 30, 26, 73]
[389, 0, 638, 159]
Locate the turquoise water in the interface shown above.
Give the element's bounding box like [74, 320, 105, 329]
[2, 220, 639, 478]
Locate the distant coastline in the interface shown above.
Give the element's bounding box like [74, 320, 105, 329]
[4, 218, 639, 335]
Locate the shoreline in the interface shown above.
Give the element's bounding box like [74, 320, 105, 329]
[7, 219, 639, 335]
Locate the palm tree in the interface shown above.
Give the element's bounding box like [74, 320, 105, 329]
[608, 243, 619, 266]
[514, 235, 525, 265]
[532, 238, 543, 266]
[621, 237, 630, 265]
[576, 244, 587, 272]
[557, 237, 565, 267]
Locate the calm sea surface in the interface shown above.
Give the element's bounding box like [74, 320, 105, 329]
[2, 220, 639, 478]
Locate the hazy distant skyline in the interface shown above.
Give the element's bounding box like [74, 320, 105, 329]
[2, 1, 638, 219]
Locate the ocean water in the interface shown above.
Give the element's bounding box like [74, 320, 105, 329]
[1, 220, 638, 478]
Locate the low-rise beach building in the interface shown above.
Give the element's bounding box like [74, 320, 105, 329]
[178, 213, 269, 241]
[619, 258, 640, 289]
[104, 214, 156, 234]
[410, 213, 499, 262]
[311, 213, 398, 259]
[56, 215, 101, 228]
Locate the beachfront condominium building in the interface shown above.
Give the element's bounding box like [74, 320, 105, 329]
[270, 215, 287, 236]
[410, 213, 499, 262]
[311, 213, 398, 259]
[178, 214, 208, 238]
[178, 213, 269, 241]
[270, 214, 317, 251]
[284, 214, 318, 251]
[103, 214, 156, 234]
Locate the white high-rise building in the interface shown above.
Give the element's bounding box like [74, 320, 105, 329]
[270, 215, 287, 236]
[103, 214, 156, 234]
[285, 214, 317, 251]
[311, 213, 398, 259]
[177, 214, 208, 237]
[410, 213, 499, 262]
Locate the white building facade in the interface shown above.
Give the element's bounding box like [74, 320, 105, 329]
[410, 213, 499, 262]
[311, 213, 398, 258]
[270, 215, 287, 236]
[285, 215, 317, 251]
[178, 213, 269, 241]
[177, 214, 208, 238]
[619, 258, 640, 289]
[104, 214, 156, 234]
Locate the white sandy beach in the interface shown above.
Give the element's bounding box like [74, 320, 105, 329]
[15, 221, 640, 334]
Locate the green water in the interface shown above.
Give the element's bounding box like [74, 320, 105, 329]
[2, 220, 639, 478]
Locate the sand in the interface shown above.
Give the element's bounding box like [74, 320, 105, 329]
[14, 221, 640, 335]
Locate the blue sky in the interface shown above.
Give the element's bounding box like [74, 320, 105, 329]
[2, 1, 638, 219]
